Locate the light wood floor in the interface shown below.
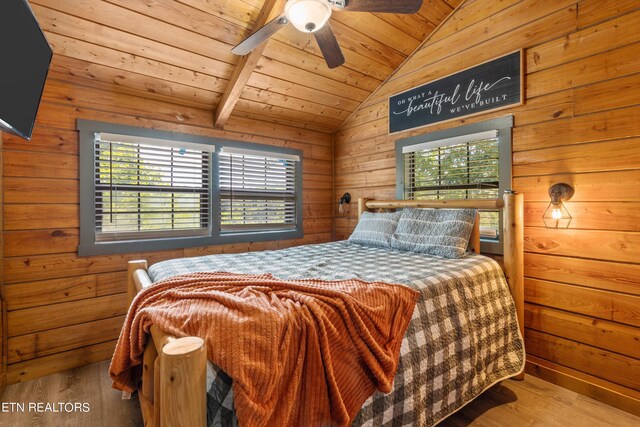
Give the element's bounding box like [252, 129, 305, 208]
[1, 361, 638, 426]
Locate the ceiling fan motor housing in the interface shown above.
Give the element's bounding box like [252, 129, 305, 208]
[285, 0, 333, 33]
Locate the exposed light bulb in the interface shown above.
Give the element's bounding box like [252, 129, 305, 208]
[543, 183, 574, 228]
[285, 0, 332, 33]
[338, 202, 344, 214]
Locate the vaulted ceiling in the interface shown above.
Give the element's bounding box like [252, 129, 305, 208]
[30, 0, 460, 133]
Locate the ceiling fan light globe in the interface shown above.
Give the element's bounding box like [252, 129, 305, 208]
[285, 0, 332, 33]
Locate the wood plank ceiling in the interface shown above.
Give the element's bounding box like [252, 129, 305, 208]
[29, 0, 461, 133]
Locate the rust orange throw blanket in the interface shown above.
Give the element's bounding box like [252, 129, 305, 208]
[110, 272, 418, 426]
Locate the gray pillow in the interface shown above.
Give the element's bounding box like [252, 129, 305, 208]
[348, 211, 402, 248]
[390, 208, 477, 258]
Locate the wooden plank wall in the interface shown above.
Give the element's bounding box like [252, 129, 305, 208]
[334, 0, 640, 413]
[1, 73, 333, 384]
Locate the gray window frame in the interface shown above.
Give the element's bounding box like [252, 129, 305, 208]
[395, 115, 513, 254]
[78, 120, 303, 256]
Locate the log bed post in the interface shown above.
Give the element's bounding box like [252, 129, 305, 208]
[159, 337, 207, 427]
[357, 197, 370, 219]
[503, 191, 525, 380]
[127, 260, 207, 427]
[127, 260, 147, 306]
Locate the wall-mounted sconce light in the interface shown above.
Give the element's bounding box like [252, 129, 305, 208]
[543, 183, 574, 228]
[338, 192, 351, 214]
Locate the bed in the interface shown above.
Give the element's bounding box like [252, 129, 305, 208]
[121, 194, 525, 427]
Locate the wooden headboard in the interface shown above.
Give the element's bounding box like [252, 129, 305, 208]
[357, 193, 525, 379]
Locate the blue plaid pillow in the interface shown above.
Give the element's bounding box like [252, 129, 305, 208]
[348, 211, 401, 248]
[390, 208, 477, 258]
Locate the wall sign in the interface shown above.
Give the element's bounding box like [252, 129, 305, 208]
[389, 51, 523, 134]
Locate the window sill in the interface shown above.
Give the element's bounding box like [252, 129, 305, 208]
[78, 228, 304, 257]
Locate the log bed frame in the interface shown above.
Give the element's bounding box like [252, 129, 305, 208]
[125, 192, 525, 427]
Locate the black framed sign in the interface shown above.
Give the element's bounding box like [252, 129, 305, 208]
[389, 50, 523, 134]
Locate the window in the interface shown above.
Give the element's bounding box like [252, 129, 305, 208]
[219, 147, 298, 233]
[78, 120, 303, 256]
[396, 116, 513, 253]
[94, 133, 210, 242]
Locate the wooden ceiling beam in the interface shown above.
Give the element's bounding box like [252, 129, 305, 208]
[214, 0, 285, 129]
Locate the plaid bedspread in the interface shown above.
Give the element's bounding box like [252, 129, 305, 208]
[148, 241, 525, 426]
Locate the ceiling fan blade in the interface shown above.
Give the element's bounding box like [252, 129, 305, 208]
[341, 0, 423, 14]
[232, 14, 289, 56]
[314, 23, 345, 69]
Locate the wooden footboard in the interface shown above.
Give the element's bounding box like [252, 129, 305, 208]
[127, 260, 207, 427]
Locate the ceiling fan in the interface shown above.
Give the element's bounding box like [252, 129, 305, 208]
[232, 0, 424, 69]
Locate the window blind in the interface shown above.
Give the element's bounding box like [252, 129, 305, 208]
[219, 149, 298, 233]
[404, 134, 500, 238]
[94, 133, 211, 242]
[401, 130, 498, 153]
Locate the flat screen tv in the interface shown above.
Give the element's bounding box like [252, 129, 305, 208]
[0, 0, 53, 140]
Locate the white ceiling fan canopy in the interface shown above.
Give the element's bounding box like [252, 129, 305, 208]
[285, 0, 332, 33]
